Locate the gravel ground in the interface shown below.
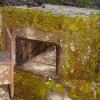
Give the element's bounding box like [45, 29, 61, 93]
[15, 4, 100, 17]
[0, 86, 10, 100]
[23, 47, 56, 79]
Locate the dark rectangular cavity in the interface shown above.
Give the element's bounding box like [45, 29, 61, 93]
[16, 37, 61, 75]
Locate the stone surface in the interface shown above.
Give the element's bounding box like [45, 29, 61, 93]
[0, 87, 11, 100]
[0, 64, 11, 85]
[23, 47, 56, 78]
[15, 4, 100, 17]
[0, 51, 9, 62]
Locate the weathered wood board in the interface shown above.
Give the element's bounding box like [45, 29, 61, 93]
[0, 27, 14, 99]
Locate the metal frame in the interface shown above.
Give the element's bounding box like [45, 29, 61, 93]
[16, 37, 61, 76]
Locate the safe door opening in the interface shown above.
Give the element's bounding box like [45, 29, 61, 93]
[16, 37, 61, 79]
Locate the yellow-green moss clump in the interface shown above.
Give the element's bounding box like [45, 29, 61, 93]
[0, 8, 5, 50]
[2, 7, 100, 33]
[14, 69, 56, 100]
[1, 7, 100, 100]
[0, 32, 5, 50]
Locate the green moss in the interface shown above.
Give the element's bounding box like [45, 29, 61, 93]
[0, 33, 5, 50]
[0, 8, 5, 50]
[2, 7, 68, 33]
[15, 69, 99, 100]
[14, 69, 56, 100]
[96, 87, 100, 100]
[2, 7, 100, 33]
[66, 81, 95, 100]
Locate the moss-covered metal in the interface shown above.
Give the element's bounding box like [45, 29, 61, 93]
[0, 7, 100, 99]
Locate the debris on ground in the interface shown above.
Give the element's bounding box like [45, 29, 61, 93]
[23, 47, 56, 79]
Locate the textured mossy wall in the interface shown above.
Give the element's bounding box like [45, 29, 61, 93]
[1, 7, 100, 79]
[0, 7, 100, 99]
